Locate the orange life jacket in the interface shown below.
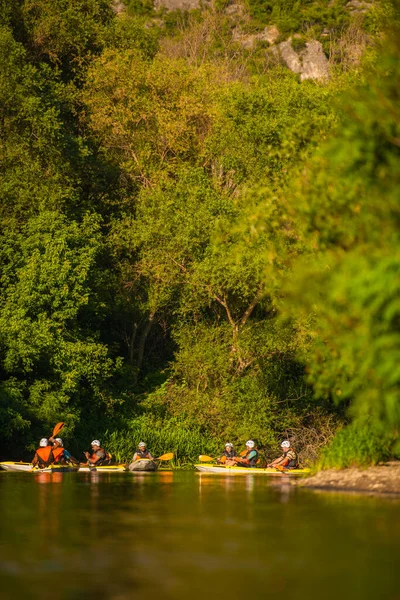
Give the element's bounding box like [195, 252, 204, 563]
[135, 449, 152, 459]
[53, 447, 64, 463]
[36, 446, 54, 467]
[88, 447, 111, 465]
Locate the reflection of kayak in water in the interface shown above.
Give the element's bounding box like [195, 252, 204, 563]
[194, 464, 310, 475]
[78, 464, 126, 472]
[128, 459, 158, 472]
[0, 462, 79, 473]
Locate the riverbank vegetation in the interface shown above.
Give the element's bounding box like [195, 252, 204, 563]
[0, 0, 399, 467]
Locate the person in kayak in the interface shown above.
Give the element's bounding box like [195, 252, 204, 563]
[32, 438, 55, 468]
[267, 440, 299, 469]
[232, 440, 259, 468]
[50, 437, 79, 465]
[131, 442, 154, 461]
[84, 440, 111, 466]
[216, 443, 237, 465]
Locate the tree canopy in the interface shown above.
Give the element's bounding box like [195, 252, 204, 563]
[0, 0, 398, 465]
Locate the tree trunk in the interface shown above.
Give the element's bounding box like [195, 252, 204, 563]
[133, 312, 155, 384]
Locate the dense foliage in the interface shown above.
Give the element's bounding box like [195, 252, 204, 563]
[0, 0, 398, 466]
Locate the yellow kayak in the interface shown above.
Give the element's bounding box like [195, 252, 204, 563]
[78, 464, 126, 472]
[195, 464, 310, 475]
[0, 461, 33, 472]
[0, 462, 78, 473]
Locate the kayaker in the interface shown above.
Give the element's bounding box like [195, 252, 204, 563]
[50, 437, 79, 465]
[132, 442, 154, 461]
[216, 443, 237, 465]
[84, 440, 111, 466]
[233, 440, 259, 468]
[32, 438, 55, 468]
[267, 440, 299, 469]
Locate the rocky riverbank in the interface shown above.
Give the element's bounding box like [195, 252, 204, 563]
[298, 462, 400, 496]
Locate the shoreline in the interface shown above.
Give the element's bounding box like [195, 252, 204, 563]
[296, 461, 400, 496]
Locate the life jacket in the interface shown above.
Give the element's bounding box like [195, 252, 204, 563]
[36, 446, 54, 467]
[222, 449, 237, 458]
[136, 449, 152, 459]
[88, 447, 111, 466]
[243, 448, 259, 467]
[52, 447, 64, 463]
[283, 450, 299, 468]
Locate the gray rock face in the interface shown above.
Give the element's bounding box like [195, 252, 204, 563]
[278, 38, 329, 81]
[278, 39, 302, 74]
[300, 40, 329, 81]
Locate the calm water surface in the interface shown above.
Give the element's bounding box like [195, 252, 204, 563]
[0, 471, 398, 600]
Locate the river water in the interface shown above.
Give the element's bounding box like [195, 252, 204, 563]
[0, 470, 398, 600]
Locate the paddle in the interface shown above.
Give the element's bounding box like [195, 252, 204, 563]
[157, 452, 174, 461]
[199, 455, 215, 462]
[272, 464, 287, 472]
[51, 422, 65, 438]
[133, 452, 174, 461]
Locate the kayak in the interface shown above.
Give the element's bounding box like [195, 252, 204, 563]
[195, 464, 311, 475]
[0, 462, 33, 472]
[0, 462, 79, 473]
[128, 459, 158, 472]
[32, 464, 79, 473]
[79, 464, 126, 472]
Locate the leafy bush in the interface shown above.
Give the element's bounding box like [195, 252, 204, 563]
[318, 423, 397, 469]
[104, 415, 221, 466]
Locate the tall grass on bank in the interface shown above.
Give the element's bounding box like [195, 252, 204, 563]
[104, 416, 221, 466]
[317, 423, 397, 470]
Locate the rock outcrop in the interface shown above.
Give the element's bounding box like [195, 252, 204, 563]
[298, 40, 330, 81]
[277, 38, 329, 81]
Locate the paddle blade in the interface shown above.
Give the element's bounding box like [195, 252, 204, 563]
[199, 455, 214, 462]
[52, 422, 65, 437]
[157, 452, 174, 461]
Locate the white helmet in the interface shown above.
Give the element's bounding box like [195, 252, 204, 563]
[138, 442, 146, 448]
[91, 440, 101, 446]
[281, 440, 291, 448]
[54, 438, 63, 446]
[246, 440, 255, 448]
[39, 438, 48, 447]
[225, 443, 233, 448]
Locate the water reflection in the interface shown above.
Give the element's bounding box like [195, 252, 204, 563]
[0, 472, 398, 600]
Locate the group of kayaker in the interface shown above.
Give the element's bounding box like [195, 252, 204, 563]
[32, 438, 111, 468]
[216, 439, 298, 469]
[32, 435, 297, 470]
[32, 437, 78, 468]
[32, 438, 154, 469]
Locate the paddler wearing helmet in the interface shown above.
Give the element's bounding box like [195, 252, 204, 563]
[267, 440, 298, 469]
[216, 443, 237, 465]
[233, 440, 259, 468]
[48, 437, 79, 465]
[32, 438, 55, 468]
[84, 440, 111, 466]
[132, 442, 154, 462]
